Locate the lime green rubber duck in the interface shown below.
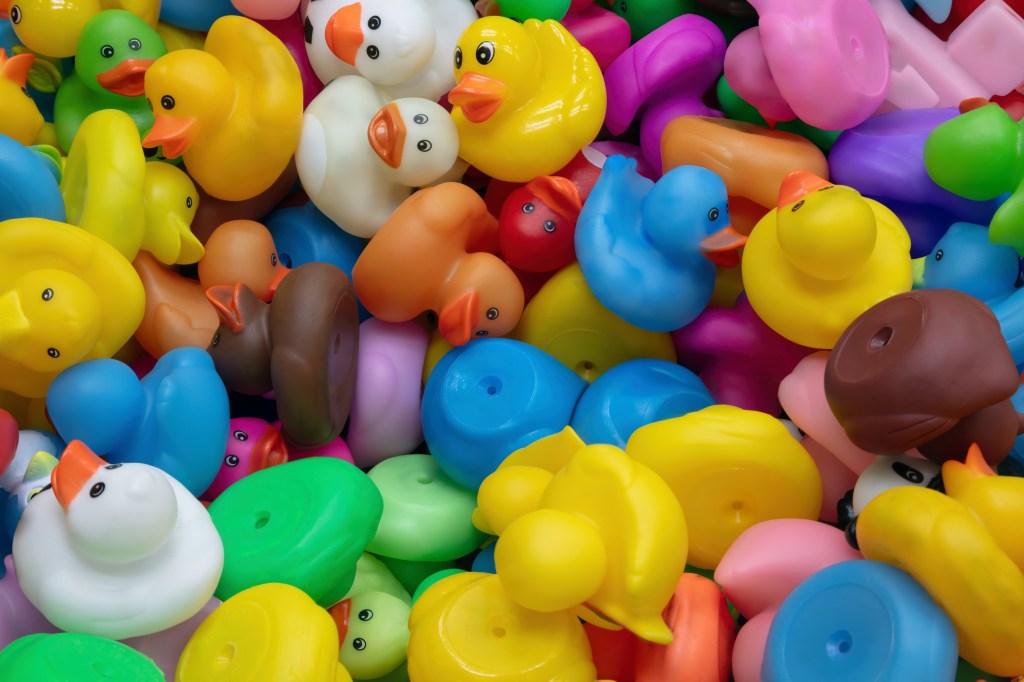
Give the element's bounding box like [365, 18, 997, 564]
[53, 9, 166, 152]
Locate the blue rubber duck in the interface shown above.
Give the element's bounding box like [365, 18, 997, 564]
[914, 222, 1021, 305]
[574, 155, 745, 332]
[44, 347, 230, 496]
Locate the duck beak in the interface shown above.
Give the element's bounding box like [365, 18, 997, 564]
[1, 51, 34, 89]
[0, 289, 29, 353]
[251, 426, 288, 472]
[777, 169, 831, 208]
[699, 226, 746, 268]
[96, 59, 154, 97]
[143, 115, 197, 159]
[51, 440, 106, 513]
[265, 265, 291, 301]
[448, 72, 509, 123]
[175, 218, 206, 265]
[329, 598, 352, 643]
[325, 3, 363, 66]
[368, 103, 407, 169]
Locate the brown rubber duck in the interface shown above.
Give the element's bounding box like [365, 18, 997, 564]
[205, 262, 359, 451]
[825, 288, 1024, 466]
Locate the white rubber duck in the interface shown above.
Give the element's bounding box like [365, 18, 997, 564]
[12, 440, 224, 640]
[301, 0, 477, 101]
[296, 75, 461, 238]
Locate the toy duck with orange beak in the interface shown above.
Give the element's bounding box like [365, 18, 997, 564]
[11, 440, 223, 640]
[0, 49, 43, 146]
[142, 16, 303, 202]
[198, 220, 290, 301]
[448, 16, 606, 183]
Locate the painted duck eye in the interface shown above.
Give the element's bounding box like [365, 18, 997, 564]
[211, 332, 221, 347]
[475, 41, 495, 65]
[271, 253, 278, 266]
[128, 38, 141, 50]
[619, 0, 626, 10]
[417, 140, 432, 152]
[90, 482, 105, 498]
[366, 45, 379, 59]
[358, 609, 373, 621]
[487, 307, 499, 320]
[934, 249, 944, 262]
[105, 464, 122, 470]
[233, 430, 249, 441]
[225, 454, 240, 467]
[892, 462, 924, 484]
[708, 208, 720, 221]
[367, 15, 380, 29]
[27, 487, 43, 502]
[47, 348, 60, 359]
[475, 330, 489, 337]
[454, 46, 463, 69]
[543, 220, 556, 233]
[101, 45, 115, 58]
[41, 288, 53, 301]
[186, 196, 193, 209]
[21, 86, 30, 97]
[791, 200, 805, 212]
[522, 203, 534, 214]
[161, 95, 175, 110]
[413, 114, 428, 124]
[352, 638, 366, 651]
[10, 5, 21, 23]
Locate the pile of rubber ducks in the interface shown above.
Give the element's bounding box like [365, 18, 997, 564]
[3, 0, 1024, 679]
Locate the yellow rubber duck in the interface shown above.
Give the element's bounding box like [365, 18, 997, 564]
[407, 571, 604, 682]
[0, 48, 43, 145]
[3, 0, 159, 59]
[142, 16, 304, 202]
[141, 162, 204, 265]
[448, 16, 606, 183]
[475, 428, 688, 644]
[741, 170, 912, 349]
[0, 217, 144, 398]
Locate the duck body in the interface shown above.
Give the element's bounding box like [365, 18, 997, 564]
[133, 251, 220, 358]
[12, 441, 224, 640]
[448, 16, 606, 182]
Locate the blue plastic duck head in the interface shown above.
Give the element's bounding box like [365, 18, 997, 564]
[914, 222, 1021, 304]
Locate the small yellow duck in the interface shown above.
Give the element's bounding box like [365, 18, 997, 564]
[448, 16, 606, 183]
[0, 49, 43, 145]
[142, 16, 303, 202]
[741, 170, 912, 349]
[141, 162, 204, 265]
[3, 0, 160, 59]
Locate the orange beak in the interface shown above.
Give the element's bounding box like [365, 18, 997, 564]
[368, 103, 407, 169]
[329, 598, 352, 644]
[143, 114, 197, 159]
[448, 72, 509, 123]
[96, 59, 154, 97]
[0, 50, 34, 88]
[51, 440, 106, 513]
[265, 264, 290, 301]
[250, 425, 288, 472]
[699, 226, 746, 268]
[325, 3, 363, 66]
[777, 169, 832, 208]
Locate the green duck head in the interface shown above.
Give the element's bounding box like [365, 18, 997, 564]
[75, 9, 166, 99]
[331, 591, 411, 680]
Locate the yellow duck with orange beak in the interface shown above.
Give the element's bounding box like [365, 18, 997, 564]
[448, 16, 607, 183]
[0, 49, 43, 145]
[142, 16, 303, 202]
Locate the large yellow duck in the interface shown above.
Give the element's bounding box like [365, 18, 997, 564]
[0, 49, 43, 145]
[141, 16, 303, 202]
[447, 16, 606, 183]
[3, 0, 159, 58]
[741, 170, 913, 349]
[0, 217, 144, 398]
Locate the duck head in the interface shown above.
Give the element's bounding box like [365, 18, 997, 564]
[912, 222, 1020, 304]
[0, 48, 43, 146]
[5, 0, 101, 58]
[322, 0, 434, 83]
[330, 592, 411, 679]
[199, 220, 289, 302]
[0, 269, 102, 374]
[439, 256, 525, 346]
[7, 450, 58, 527]
[499, 175, 582, 273]
[51, 440, 178, 563]
[75, 10, 166, 98]
[141, 162, 204, 265]
[368, 98, 459, 186]
[205, 282, 274, 394]
[143, 50, 233, 158]
[203, 418, 288, 500]
[775, 170, 877, 281]
[449, 17, 541, 123]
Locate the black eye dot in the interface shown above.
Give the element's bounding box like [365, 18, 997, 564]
[413, 114, 428, 124]
[367, 15, 380, 29]
[41, 288, 53, 301]
[358, 609, 373, 621]
[475, 330, 489, 337]
[892, 461, 924, 484]
[225, 454, 240, 467]
[233, 430, 249, 441]
[10, 5, 21, 23]
[417, 140, 432, 152]
[271, 253, 278, 266]
[791, 200, 805, 212]
[475, 41, 495, 65]
[90, 482, 105, 498]
[161, 95, 175, 110]
[454, 46, 463, 69]
[934, 249, 944, 262]
[543, 220, 556, 233]
[303, 16, 314, 44]
[128, 38, 141, 50]
[352, 638, 366, 651]
[186, 196, 193, 209]
[619, 0, 626, 10]
[522, 203, 534, 214]
[101, 44, 115, 58]
[366, 45, 379, 59]
[47, 348, 60, 359]
[21, 86, 30, 97]
[818, 185, 835, 191]
[211, 332, 221, 347]
[708, 207, 720, 221]
[486, 307, 499, 320]
[105, 464, 122, 470]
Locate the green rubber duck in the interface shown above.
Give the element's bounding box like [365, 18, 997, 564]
[53, 9, 166, 152]
[330, 592, 412, 680]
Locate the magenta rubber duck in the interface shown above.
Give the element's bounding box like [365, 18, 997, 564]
[561, 0, 632, 70]
[202, 417, 290, 500]
[603, 14, 726, 173]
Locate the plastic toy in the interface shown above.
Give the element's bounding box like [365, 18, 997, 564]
[142, 16, 303, 201]
[3, 0, 159, 58]
[132, 251, 220, 358]
[0, 632, 164, 680]
[495, 0, 570, 21]
[408, 571, 598, 681]
[0, 49, 42, 145]
[353, 183, 524, 346]
[603, 15, 725, 173]
[208, 457, 383, 605]
[606, 0, 694, 40]
[1, 448, 58, 541]
[569, 359, 713, 447]
[857, 485, 1024, 676]
[713, 75, 840, 151]
[724, 0, 889, 130]
[158, 0, 240, 32]
[559, 2, 631, 71]
[197, 219, 289, 301]
[925, 103, 1024, 253]
[0, 424, 63, 496]
[913, 222, 1020, 304]
[448, 16, 606, 182]
[12, 440, 223, 639]
[256, 11, 324, 108]
[331, 591, 411, 679]
[176, 583, 353, 682]
[0, 134, 64, 223]
[233, 0, 300, 20]
[915, 0, 1024, 39]
[421, 338, 586, 489]
[825, 289, 1024, 465]
[0, 555, 59, 650]
[576, 155, 745, 332]
[140, 161, 204, 265]
[201, 417, 288, 500]
[628, 405, 822, 569]
[763, 560, 958, 681]
[206, 262, 359, 450]
[271, 419, 354, 464]
[187, 159, 299, 244]
[366, 454, 484, 562]
[296, 76, 461, 239]
[264, 201, 368, 280]
[741, 170, 913, 349]
[672, 294, 813, 415]
[303, 0, 477, 101]
[0, 217, 145, 398]
[46, 347, 230, 496]
[53, 10, 167, 152]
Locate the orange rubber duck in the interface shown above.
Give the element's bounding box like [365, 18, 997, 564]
[197, 220, 290, 302]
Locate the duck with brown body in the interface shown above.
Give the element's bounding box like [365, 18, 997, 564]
[825, 288, 1024, 466]
[205, 262, 359, 451]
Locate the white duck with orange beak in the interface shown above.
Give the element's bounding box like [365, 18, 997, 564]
[301, 0, 476, 101]
[11, 441, 223, 640]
